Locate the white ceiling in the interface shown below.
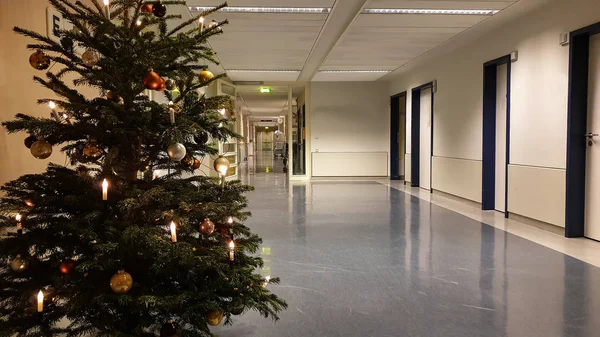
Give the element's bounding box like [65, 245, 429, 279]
[186, 0, 519, 82]
[236, 85, 300, 117]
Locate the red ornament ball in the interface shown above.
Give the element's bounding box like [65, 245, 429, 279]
[140, 3, 153, 13]
[59, 259, 75, 274]
[143, 70, 164, 91]
[24, 135, 38, 149]
[200, 218, 215, 235]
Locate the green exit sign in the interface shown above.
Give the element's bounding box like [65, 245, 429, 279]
[260, 87, 272, 93]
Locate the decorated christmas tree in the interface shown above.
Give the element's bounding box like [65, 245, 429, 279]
[0, 0, 286, 335]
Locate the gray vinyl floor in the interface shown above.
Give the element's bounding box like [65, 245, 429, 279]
[211, 167, 600, 336]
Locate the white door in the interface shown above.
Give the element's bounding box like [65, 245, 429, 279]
[495, 64, 508, 212]
[585, 35, 600, 240]
[420, 88, 432, 190]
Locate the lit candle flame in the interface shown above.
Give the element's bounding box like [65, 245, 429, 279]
[170, 221, 177, 243]
[48, 101, 56, 110]
[15, 213, 22, 222]
[168, 101, 174, 106]
[37, 291, 44, 312]
[136, 19, 142, 26]
[227, 216, 233, 224]
[229, 241, 235, 249]
[102, 179, 108, 201]
[199, 17, 205, 23]
[103, 0, 109, 6]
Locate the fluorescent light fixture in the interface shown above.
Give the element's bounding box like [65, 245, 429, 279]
[362, 8, 500, 15]
[260, 88, 272, 93]
[319, 70, 391, 73]
[190, 6, 331, 14]
[227, 69, 300, 73]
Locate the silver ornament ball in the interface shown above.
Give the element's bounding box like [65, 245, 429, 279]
[165, 79, 176, 91]
[167, 143, 187, 161]
[82, 49, 99, 66]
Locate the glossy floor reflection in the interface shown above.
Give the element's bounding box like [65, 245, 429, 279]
[212, 176, 600, 337]
[249, 151, 286, 174]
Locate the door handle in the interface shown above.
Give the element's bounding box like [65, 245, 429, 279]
[585, 133, 599, 138]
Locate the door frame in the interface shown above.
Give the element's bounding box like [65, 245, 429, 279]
[410, 82, 435, 189]
[390, 92, 407, 180]
[565, 22, 600, 238]
[482, 55, 512, 217]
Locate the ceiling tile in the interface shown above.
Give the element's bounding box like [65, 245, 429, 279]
[312, 72, 389, 81]
[206, 13, 326, 71]
[187, 0, 335, 7]
[366, 1, 515, 10]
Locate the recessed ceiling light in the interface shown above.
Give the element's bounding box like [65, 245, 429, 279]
[319, 70, 391, 73]
[227, 69, 301, 73]
[362, 8, 500, 15]
[190, 6, 331, 14]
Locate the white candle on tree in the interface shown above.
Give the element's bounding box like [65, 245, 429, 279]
[102, 179, 108, 201]
[170, 221, 177, 243]
[228, 241, 235, 261]
[37, 291, 43, 312]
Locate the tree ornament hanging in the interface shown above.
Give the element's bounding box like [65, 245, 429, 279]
[83, 141, 103, 160]
[10, 255, 29, 272]
[230, 304, 244, 316]
[214, 155, 230, 175]
[29, 50, 50, 70]
[140, 3, 153, 13]
[165, 79, 176, 91]
[194, 131, 209, 145]
[59, 259, 76, 275]
[24, 135, 38, 149]
[198, 70, 215, 83]
[143, 69, 165, 91]
[199, 218, 215, 235]
[167, 143, 186, 161]
[30, 140, 52, 159]
[152, 2, 167, 17]
[182, 155, 194, 168]
[110, 270, 133, 294]
[191, 158, 201, 170]
[106, 91, 122, 103]
[206, 309, 223, 326]
[81, 49, 99, 66]
[160, 320, 182, 337]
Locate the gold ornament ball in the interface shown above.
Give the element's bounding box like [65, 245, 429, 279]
[83, 142, 103, 160]
[206, 309, 223, 326]
[29, 50, 50, 70]
[200, 218, 215, 235]
[30, 140, 52, 159]
[82, 49, 99, 66]
[110, 270, 133, 294]
[10, 255, 29, 272]
[214, 156, 230, 175]
[198, 70, 214, 83]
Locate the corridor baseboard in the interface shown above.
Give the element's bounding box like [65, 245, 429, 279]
[432, 189, 481, 208]
[509, 213, 565, 236]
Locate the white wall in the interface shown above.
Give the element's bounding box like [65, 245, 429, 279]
[388, 0, 600, 227]
[311, 81, 389, 176]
